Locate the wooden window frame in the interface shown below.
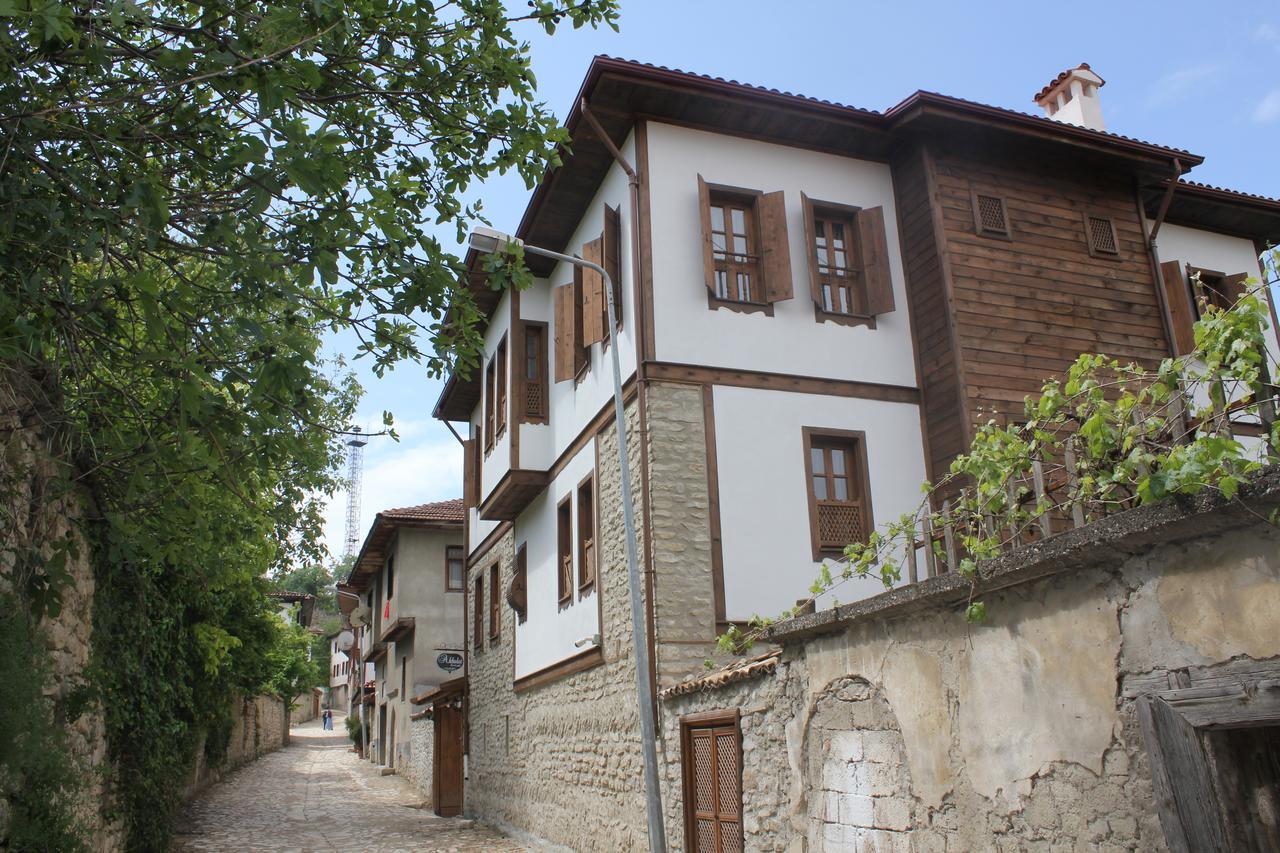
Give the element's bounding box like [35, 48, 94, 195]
[801, 427, 875, 562]
[970, 189, 1012, 240]
[556, 494, 573, 608]
[577, 473, 596, 594]
[445, 545, 465, 592]
[386, 553, 395, 601]
[483, 357, 496, 454]
[680, 709, 743, 853]
[1186, 265, 1248, 319]
[518, 321, 549, 424]
[803, 195, 873, 329]
[702, 182, 773, 316]
[472, 573, 484, 652]
[1083, 212, 1120, 259]
[572, 268, 590, 383]
[488, 563, 500, 642]
[603, 204, 624, 335]
[1136, 660, 1280, 851]
[494, 334, 508, 440]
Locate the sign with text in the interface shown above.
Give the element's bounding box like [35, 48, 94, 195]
[436, 652, 464, 672]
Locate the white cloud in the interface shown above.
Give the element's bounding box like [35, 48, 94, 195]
[1253, 89, 1280, 124]
[1147, 64, 1219, 109]
[1257, 23, 1280, 43]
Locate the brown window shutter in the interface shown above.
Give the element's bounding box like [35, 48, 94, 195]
[581, 236, 605, 345]
[462, 439, 478, 508]
[603, 204, 623, 327]
[554, 283, 574, 382]
[758, 189, 793, 303]
[801, 192, 822, 308]
[697, 174, 716, 294]
[1222, 272, 1248, 306]
[857, 206, 895, 315]
[1159, 260, 1196, 355]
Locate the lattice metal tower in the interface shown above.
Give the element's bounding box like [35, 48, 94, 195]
[343, 427, 369, 558]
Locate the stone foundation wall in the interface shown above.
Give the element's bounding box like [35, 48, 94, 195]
[402, 715, 434, 802]
[463, 399, 652, 851]
[658, 487, 1280, 851]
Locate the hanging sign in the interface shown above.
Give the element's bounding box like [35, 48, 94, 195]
[437, 652, 464, 672]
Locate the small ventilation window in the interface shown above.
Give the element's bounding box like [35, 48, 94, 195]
[1086, 214, 1119, 256]
[972, 192, 1010, 238]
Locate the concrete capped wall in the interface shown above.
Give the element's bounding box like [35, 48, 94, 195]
[659, 490, 1280, 851]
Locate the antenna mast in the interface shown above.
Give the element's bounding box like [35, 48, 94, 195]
[343, 427, 369, 558]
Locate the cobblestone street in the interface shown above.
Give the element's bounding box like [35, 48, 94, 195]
[174, 715, 529, 852]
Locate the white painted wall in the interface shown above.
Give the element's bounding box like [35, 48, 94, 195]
[511, 441, 601, 679]
[646, 122, 918, 387]
[712, 385, 928, 621]
[466, 132, 639, 555]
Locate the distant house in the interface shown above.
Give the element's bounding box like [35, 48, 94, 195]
[342, 500, 465, 773]
[267, 590, 316, 629]
[326, 631, 351, 709]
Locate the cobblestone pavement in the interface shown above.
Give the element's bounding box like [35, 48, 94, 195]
[175, 714, 530, 852]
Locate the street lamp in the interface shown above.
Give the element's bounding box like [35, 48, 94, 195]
[467, 226, 668, 852]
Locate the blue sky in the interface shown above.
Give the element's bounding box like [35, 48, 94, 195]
[320, 0, 1280, 557]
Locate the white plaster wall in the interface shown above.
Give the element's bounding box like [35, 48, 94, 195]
[511, 440, 601, 678]
[712, 385, 927, 620]
[646, 122, 918, 387]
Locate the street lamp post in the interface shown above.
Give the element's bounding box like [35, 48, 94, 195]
[468, 227, 667, 852]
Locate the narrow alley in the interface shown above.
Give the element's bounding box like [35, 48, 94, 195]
[173, 715, 528, 852]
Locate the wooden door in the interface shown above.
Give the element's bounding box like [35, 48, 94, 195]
[684, 720, 742, 853]
[433, 704, 464, 817]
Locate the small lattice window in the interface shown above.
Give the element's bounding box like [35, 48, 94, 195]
[1086, 214, 1118, 256]
[804, 429, 873, 559]
[972, 192, 1010, 238]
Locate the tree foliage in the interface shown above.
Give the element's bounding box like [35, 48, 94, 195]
[0, 0, 619, 847]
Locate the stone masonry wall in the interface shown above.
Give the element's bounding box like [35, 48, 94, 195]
[402, 715, 434, 803]
[0, 370, 122, 851]
[464, 399, 652, 851]
[644, 382, 720, 688]
[184, 694, 289, 799]
[658, 495, 1280, 851]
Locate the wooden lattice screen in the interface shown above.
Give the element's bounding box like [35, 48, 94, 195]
[684, 718, 742, 853]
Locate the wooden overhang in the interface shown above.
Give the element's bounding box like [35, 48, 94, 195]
[410, 676, 467, 708]
[477, 469, 550, 521]
[1143, 180, 1280, 247]
[433, 56, 1280, 422]
[378, 616, 415, 645]
[366, 641, 389, 665]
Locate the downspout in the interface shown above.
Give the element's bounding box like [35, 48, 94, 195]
[1139, 158, 1184, 357]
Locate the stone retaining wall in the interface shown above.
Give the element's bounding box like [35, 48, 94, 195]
[402, 715, 434, 802]
[184, 695, 289, 799]
[659, 474, 1280, 851]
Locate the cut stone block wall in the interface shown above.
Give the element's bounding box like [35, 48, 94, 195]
[184, 694, 289, 799]
[658, 487, 1280, 851]
[463, 399, 652, 851]
[402, 715, 434, 802]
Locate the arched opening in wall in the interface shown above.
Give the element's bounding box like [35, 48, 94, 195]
[803, 677, 915, 851]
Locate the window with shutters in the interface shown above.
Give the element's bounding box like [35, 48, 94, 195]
[1084, 213, 1119, 257]
[508, 543, 528, 624]
[603, 204, 623, 333]
[446, 545, 464, 592]
[697, 176, 793, 315]
[577, 474, 596, 593]
[802, 427, 874, 561]
[681, 711, 743, 853]
[1188, 266, 1247, 318]
[483, 358, 496, 453]
[520, 321, 548, 423]
[971, 190, 1011, 239]
[557, 495, 573, 607]
[553, 275, 589, 384]
[801, 194, 894, 326]
[488, 563, 500, 641]
[494, 335, 507, 439]
[473, 574, 483, 651]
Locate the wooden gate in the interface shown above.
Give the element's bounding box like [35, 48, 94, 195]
[681, 711, 742, 853]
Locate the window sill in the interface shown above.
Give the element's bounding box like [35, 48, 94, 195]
[557, 595, 574, 613]
[707, 294, 774, 317]
[814, 309, 876, 330]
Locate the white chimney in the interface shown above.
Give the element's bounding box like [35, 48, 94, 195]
[1034, 64, 1106, 132]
